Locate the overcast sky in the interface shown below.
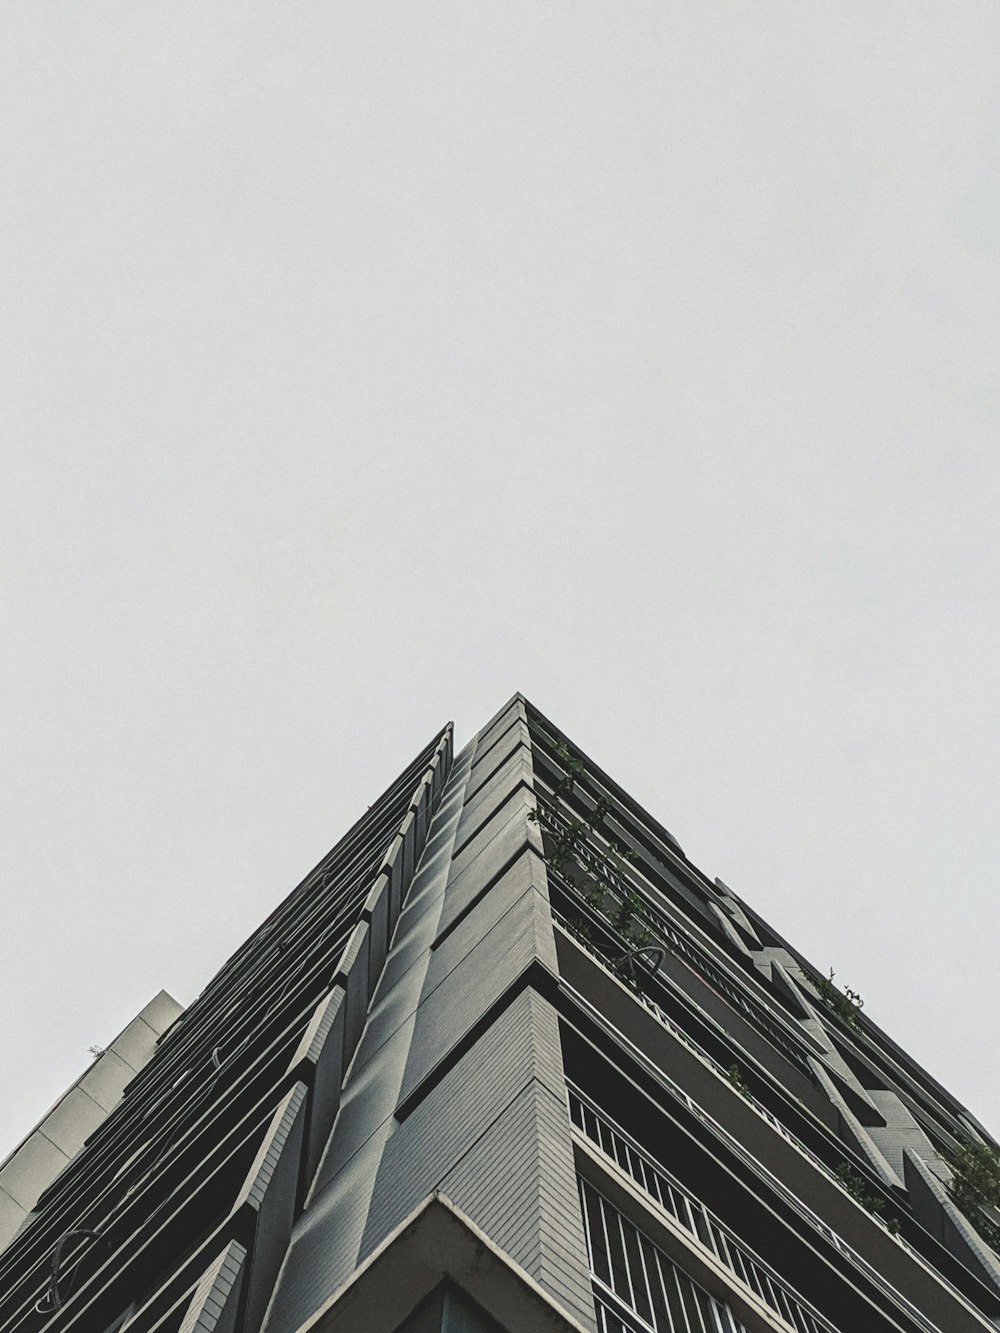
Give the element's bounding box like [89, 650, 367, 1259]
[2, 4, 998, 1157]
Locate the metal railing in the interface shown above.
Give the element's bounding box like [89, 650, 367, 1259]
[572, 1088, 839, 1333]
[560, 967, 963, 1333]
[554, 906, 831, 1172]
[556, 906, 989, 1315]
[582, 1178, 749, 1333]
[637, 995, 833, 1180]
[543, 847, 814, 1076]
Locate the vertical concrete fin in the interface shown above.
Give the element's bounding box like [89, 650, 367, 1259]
[177, 1241, 248, 1333]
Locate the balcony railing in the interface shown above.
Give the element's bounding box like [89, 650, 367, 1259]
[555, 908, 982, 1306]
[559, 958, 966, 1333]
[542, 842, 814, 1076]
[581, 1177, 749, 1333]
[553, 905, 831, 1172]
[572, 1087, 839, 1333]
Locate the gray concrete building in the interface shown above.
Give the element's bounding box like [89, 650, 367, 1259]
[0, 993, 183, 1254]
[1, 695, 999, 1333]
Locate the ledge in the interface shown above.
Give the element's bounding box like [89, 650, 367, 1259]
[292, 1192, 592, 1333]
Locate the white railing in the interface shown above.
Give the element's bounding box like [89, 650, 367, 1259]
[572, 1087, 839, 1333]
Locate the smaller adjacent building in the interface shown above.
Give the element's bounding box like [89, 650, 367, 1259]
[0, 992, 182, 1253]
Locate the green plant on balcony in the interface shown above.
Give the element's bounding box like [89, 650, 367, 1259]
[531, 735, 659, 986]
[608, 952, 639, 989]
[611, 884, 643, 931]
[815, 969, 864, 1032]
[529, 767, 636, 917]
[835, 1162, 901, 1233]
[551, 740, 585, 800]
[560, 913, 594, 947]
[727, 1064, 750, 1097]
[945, 1139, 1000, 1251]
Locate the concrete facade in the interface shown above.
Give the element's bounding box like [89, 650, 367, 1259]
[0, 697, 998, 1333]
